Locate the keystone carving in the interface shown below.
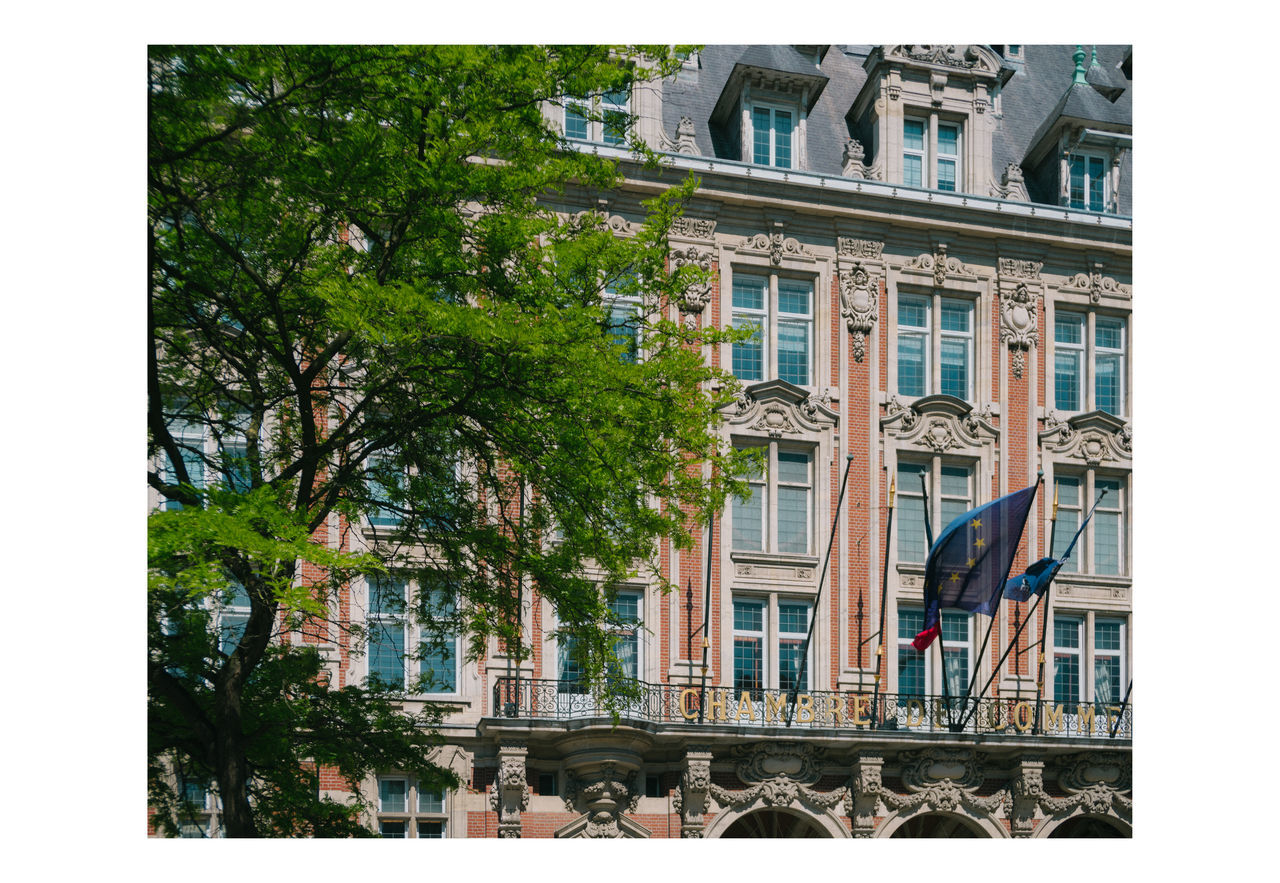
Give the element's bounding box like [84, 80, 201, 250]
[732, 742, 825, 785]
[837, 238, 885, 261]
[673, 748, 713, 838]
[839, 262, 879, 362]
[1000, 282, 1039, 378]
[489, 747, 530, 838]
[670, 244, 713, 313]
[847, 753, 884, 837]
[904, 245, 976, 287]
[707, 778, 847, 815]
[562, 761, 640, 838]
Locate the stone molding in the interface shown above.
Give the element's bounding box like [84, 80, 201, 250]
[559, 761, 641, 838]
[723, 379, 838, 438]
[1018, 752, 1132, 826]
[858, 747, 1009, 818]
[840, 138, 882, 180]
[1040, 410, 1132, 466]
[738, 222, 815, 267]
[731, 742, 826, 785]
[1059, 263, 1131, 303]
[902, 244, 979, 288]
[886, 45, 1004, 76]
[658, 115, 701, 156]
[999, 281, 1039, 379]
[672, 747, 713, 838]
[882, 394, 997, 453]
[990, 162, 1030, 201]
[489, 744, 530, 838]
[669, 243, 713, 314]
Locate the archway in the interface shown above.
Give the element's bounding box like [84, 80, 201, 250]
[1045, 814, 1130, 838]
[719, 808, 832, 838]
[886, 812, 988, 838]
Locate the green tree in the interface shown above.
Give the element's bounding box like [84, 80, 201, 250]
[148, 45, 746, 837]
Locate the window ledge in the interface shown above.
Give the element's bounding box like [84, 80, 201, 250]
[730, 550, 820, 569]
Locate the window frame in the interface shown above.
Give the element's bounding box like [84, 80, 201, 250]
[376, 776, 449, 838]
[895, 291, 975, 402]
[902, 113, 965, 192]
[893, 458, 975, 565]
[1050, 469, 1129, 577]
[555, 586, 646, 691]
[562, 88, 631, 146]
[729, 270, 815, 388]
[1050, 611, 1128, 712]
[749, 102, 795, 169]
[730, 441, 814, 557]
[1051, 308, 1128, 417]
[732, 593, 813, 693]
[603, 275, 645, 364]
[896, 606, 973, 698]
[1068, 150, 1110, 212]
[364, 576, 461, 697]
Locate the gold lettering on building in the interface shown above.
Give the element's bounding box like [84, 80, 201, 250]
[708, 689, 729, 722]
[765, 691, 788, 723]
[851, 694, 870, 726]
[734, 691, 756, 721]
[1013, 702, 1033, 731]
[906, 699, 924, 727]
[1076, 704, 1096, 734]
[1044, 704, 1064, 733]
[679, 689, 699, 721]
[796, 694, 815, 724]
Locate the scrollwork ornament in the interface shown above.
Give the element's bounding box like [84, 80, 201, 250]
[670, 244, 713, 313]
[839, 262, 879, 363]
[1000, 281, 1039, 379]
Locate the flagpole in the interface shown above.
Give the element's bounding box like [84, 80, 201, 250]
[1033, 482, 1058, 734]
[918, 472, 952, 727]
[785, 454, 855, 727]
[1109, 679, 1133, 739]
[959, 473, 1042, 726]
[697, 512, 713, 723]
[870, 472, 895, 727]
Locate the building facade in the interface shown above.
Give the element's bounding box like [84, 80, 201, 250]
[172, 44, 1134, 839]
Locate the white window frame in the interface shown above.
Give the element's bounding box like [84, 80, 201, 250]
[1067, 150, 1110, 213]
[903, 113, 964, 191]
[895, 606, 972, 698]
[377, 776, 449, 838]
[729, 270, 814, 388]
[1052, 614, 1085, 704]
[730, 442, 814, 556]
[158, 408, 253, 510]
[1051, 612, 1128, 717]
[555, 587, 646, 690]
[893, 458, 975, 564]
[562, 88, 630, 146]
[1051, 470, 1128, 577]
[603, 275, 644, 364]
[749, 102, 795, 169]
[365, 576, 461, 696]
[731, 594, 812, 693]
[1092, 617, 1126, 709]
[896, 293, 974, 402]
[1052, 309, 1128, 417]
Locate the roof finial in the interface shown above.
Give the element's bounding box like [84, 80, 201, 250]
[1090, 45, 1099, 68]
[1073, 45, 1087, 84]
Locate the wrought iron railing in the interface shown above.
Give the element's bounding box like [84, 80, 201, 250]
[491, 677, 1131, 740]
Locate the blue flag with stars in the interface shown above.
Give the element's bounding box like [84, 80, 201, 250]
[912, 484, 1038, 650]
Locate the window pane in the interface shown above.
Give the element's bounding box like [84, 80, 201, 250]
[777, 279, 811, 315]
[418, 788, 444, 813]
[732, 276, 766, 311]
[777, 450, 809, 484]
[777, 320, 810, 386]
[778, 639, 806, 691]
[379, 779, 407, 813]
[379, 820, 407, 838]
[1055, 313, 1083, 344]
[896, 463, 926, 563]
[898, 298, 928, 329]
[940, 300, 970, 332]
[777, 486, 808, 553]
[1088, 157, 1106, 211]
[898, 333, 926, 397]
[752, 107, 771, 165]
[221, 442, 252, 493]
[898, 646, 925, 697]
[418, 820, 445, 839]
[937, 125, 958, 155]
[420, 637, 456, 693]
[733, 599, 764, 632]
[943, 646, 968, 697]
[219, 612, 248, 655]
[731, 316, 764, 381]
[558, 636, 584, 688]
[565, 106, 588, 141]
[778, 603, 808, 634]
[370, 578, 405, 616]
[1095, 511, 1121, 574]
[1055, 352, 1082, 411]
[940, 338, 969, 400]
[937, 159, 955, 191]
[1054, 617, 1080, 648]
[731, 487, 763, 551]
[369, 624, 406, 688]
[904, 154, 922, 188]
[939, 465, 969, 498]
[1069, 157, 1085, 209]
[607, 302, 640, 363]
[904, 119, 924, 151]
[734, 639, 763, 693]
[1095, 316, 1123, 349]
[1096, 353, 1122, 414]
[1095, 620, 1122, 651]
[773, 111, 792, 169]
[1054, 653, 1080, 702]
[940, 611, 969, 644]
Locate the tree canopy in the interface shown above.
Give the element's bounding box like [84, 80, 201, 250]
[148, 45, 746, 836]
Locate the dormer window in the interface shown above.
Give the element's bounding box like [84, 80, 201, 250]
[903, 116, 963, 191]
[563, 88, 629, 145]
[751, 104, 794, 168]
[1068, 151, 1109, 212]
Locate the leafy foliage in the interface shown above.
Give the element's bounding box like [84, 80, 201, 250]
[148, 45, 744, 836]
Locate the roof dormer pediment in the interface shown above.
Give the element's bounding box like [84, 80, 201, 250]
[721, 379, 837, 438]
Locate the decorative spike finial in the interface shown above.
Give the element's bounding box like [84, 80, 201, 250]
[888, 475, 896, 508]
[1052, 481, 1059, 520]
[1073, 46, 1088, 84]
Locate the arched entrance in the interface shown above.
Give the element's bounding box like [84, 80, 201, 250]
[887, 812, 986, 838]
[718, 809, 833, 838]
[1046, 814, 1130, 838]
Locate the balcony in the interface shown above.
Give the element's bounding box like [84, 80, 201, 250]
[491, 677, 1131, 741]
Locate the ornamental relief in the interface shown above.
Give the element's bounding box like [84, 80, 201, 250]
[739, 229, 815, 266]
[725, 379, 838, 438]
[999, 282, 1039, 379]
[902, 246, 978, 287]
[707, 778, 848, 814]
[669, 244, 713, 313]
[569, 209, 636, 237]
[839, 262, 880, 363]
[882, 395, 997, 453]
[1059, 267, 1131, 303]
[886, 45, 1002, 74]
[670, 216, 717, 241]
[856, 748, 1008, 817]
[1017, 753, 1131, 820]
[732, 742, 826, 785]
[1040, 411, 1132, 466]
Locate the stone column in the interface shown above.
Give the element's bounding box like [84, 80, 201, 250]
[849, 752, 884, 838]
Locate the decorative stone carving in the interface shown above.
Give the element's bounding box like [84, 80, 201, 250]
[1016, 752, 1132, 827]
[840, 138, 882, 180]
[722, 379, 838, 438]
[739, 228, 813, 266]
[991, 163, 1030, 201]
[882, 394, 997, 453]
[848, 753, 884, 838]
[674, 116, 699, 155]
[674, 747, 712, 838]
[1009, 757, 1046, 837]
[868, 747, 1010, 817]
[888, 45, 999, 73]
[670, 244, 713, 313]
[1061, 264, 1131, 303]
[1000, 282, 1039, 378]
[1039, 410, 1132, 466]
[670, 217, 716, 240]
[904, 245, 976, 288]
[489, 745, 530, 838]
[839, 262, 879, 363]
[837, 238, 885, 261]
[732, 742, 825, 785]
[562, 762, 640, 838]
[929, 71, 947, 106]
[707, 778, 847, 814]
[998, 258, 1043, 280]
[570, 208, 635, 237]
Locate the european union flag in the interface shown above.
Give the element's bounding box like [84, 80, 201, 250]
[911, 484, 1038, 650]
[1002, 557, 1057, 602]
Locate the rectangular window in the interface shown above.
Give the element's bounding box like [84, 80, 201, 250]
[1052, 472, 1126, 576]
[565, 100, 589, 141]
[419, 586, 458, 694]
[731, 444, 812, 555]
[601, 89, 628, 146]
[163, 420, 206, 511]
[1053, 616, 1083, 703]
[936, 124, 960, 192]
[896, 294, 974, 401]
[218, 580, 251, 655]
[941, 611, 971, 700]
[904, 117, 962, 191]
[1054, 311, 1126, 416]
[777, 601, 810, 692]
[564, 90, 629, 145]
[368, 577, 408, 689]
[903, 118, 925, 188]
[368, 577, 459, 693]
[377, 778, 447, 838]
[379, 777, 407, 814]
[896, 608, 926, 698]
[751, 105, 793, 168]
[1069, 153, 1109, 212]
[895, 462, 928, 563]
[366, 456, 404, 528]
[607, 590, 642, 680]
[730, 271, 814, 387]
[895, 459, 973, 564]
[732, 598, 765, 694]
[896, 608, 970, 697]
[1093, 618, 1125, 707]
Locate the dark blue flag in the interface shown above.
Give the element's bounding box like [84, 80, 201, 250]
[1003, 557, 1057, 602]
[912, 484, 1038, 650]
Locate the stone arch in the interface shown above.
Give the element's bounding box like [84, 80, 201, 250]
[878, 807, 1006, 839]
[704, 804, 849, 839]
[1038, 812, 1131, 838]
